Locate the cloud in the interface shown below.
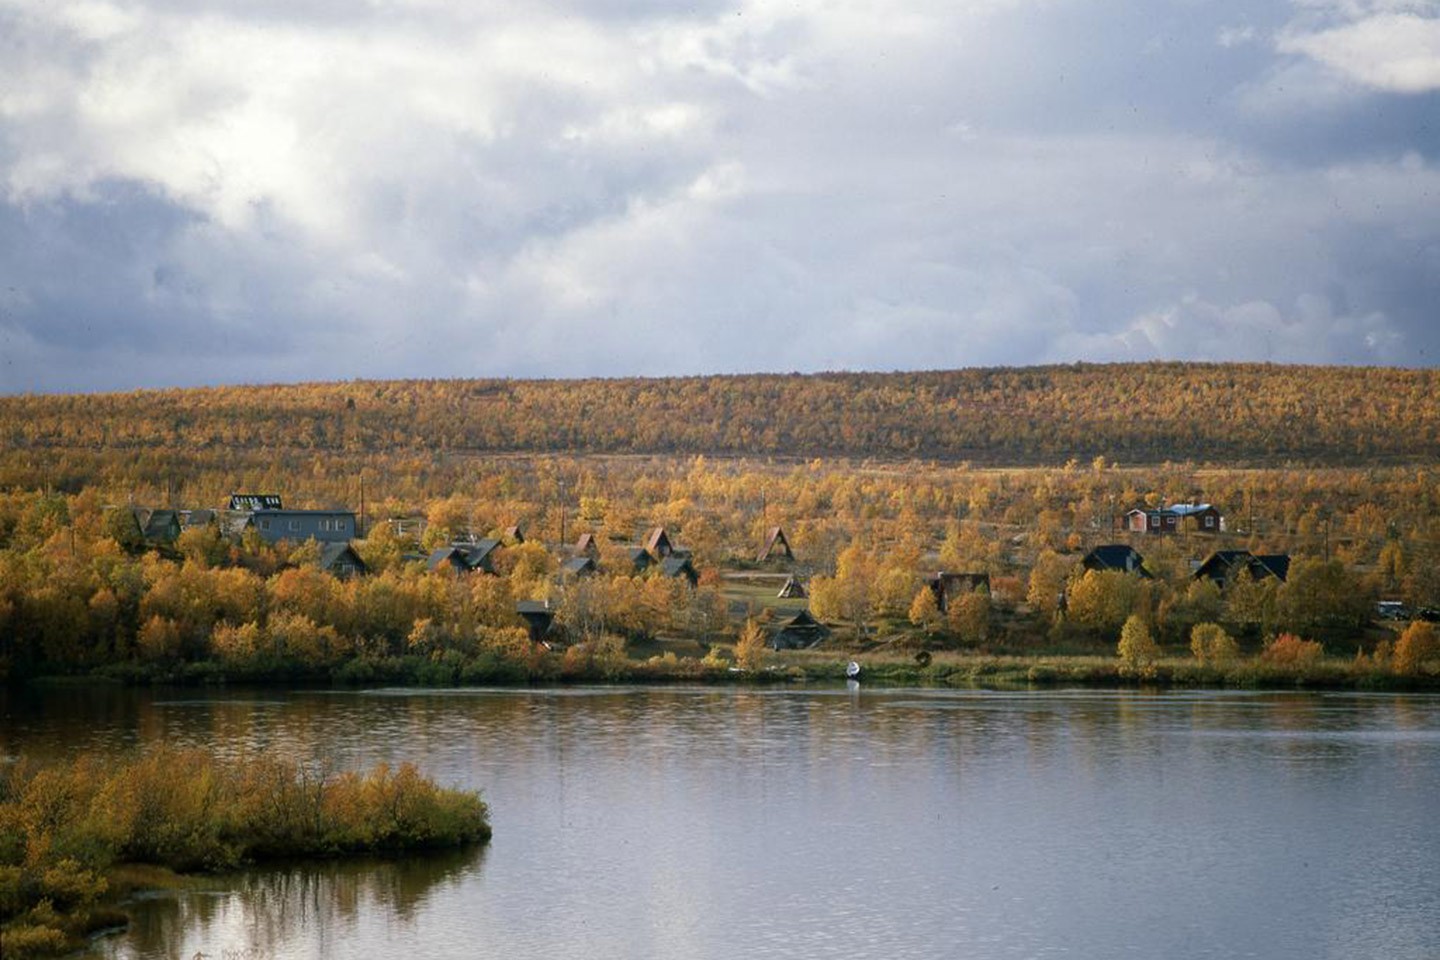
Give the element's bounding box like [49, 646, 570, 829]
[1280, 12, 1440, 92]
[0, 0, 1436, 393]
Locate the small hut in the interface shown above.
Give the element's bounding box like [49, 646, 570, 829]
[660, 555, 699, 587]
[757, 526, 794, 563]
[777, 575, 807, 599]
[645, 527, 674, 559]
[516, 600, 556, 644]
[771, 610, 829, 650]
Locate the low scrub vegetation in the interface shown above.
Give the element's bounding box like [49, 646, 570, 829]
[0, 747, 488, 957]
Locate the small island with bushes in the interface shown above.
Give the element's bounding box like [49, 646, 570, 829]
[0, 746, 489, 957]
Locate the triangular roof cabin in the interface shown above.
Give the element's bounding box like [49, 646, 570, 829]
[139, 509, 182, 544]
[515, 600, 556, 644]
[1194, 551, 1291, 586]
[574, 532, 599, 558]
[757, 526, 794, 563]
[777, 575, 807, 599]
[771, 610, 829, 650]
[645, 527, 674, 559]
[319, 542, 368, 578]
[1082, 544, 1151, 577]
[427, 539, 501, 575]
[660, 555, 699, 586]
[561, 556, 597, 578]
[627, 547, 654, 574]
[503, 524, 525, 544]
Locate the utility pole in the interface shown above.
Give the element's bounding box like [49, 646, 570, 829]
[359, 475, 366, 538]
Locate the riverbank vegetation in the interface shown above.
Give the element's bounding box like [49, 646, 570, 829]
[0, 746, 489, 957]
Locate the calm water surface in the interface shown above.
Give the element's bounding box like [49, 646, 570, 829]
[3, 685, 1437, 960]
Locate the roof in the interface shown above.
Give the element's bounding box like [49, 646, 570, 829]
[139, 509, 181, 541]
[661, 555, 698, 580]
[644, 527, 673, 555]
[1168, 503, 1215, 516]
[1194, 550, 1290, 584]
[1083, 544, 1148, 575]
[757, 526, 793, 561]
[574, 532, 598, 555]
[229, 494, 283, 511]
[427, 539, 501, 573]
[561, 556, 596, 576]
[1253, 554, 1291, 581]
[319, 542, 367, 574]
[182, 508, 216, 527]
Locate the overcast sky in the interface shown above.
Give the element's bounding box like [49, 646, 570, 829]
[0, 0, 1437, 393]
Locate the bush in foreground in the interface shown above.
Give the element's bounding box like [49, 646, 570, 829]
[0, 747, 488, 957]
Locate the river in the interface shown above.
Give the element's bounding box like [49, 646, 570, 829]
[3, 685, 1437, 960]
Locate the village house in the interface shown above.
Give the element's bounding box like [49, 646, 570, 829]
[757, 527, 794, 563]
[573, 533, 599, 558]
[561, 555, 597, 578]
[777, 575, 807, 599]
[1193, 550, 1290, 587]
[771, 610, 829, 650]
[1125, 503, 1223, 535]
[660, 555, 700, 587]
[645, 527, 674, 559]
[427, 539, 502, 575]
[1082, 544, 1150, 577]
[319, 542, 368, 578]
[224, 494, 357, 545]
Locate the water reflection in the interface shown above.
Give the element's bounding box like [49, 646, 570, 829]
[0, 686, 1430, 960]
[97, 848, 483, 960]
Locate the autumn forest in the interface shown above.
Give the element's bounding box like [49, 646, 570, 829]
[0, 362, 1437, 686]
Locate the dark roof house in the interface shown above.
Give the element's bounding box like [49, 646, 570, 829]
[1194, 550, 1290, 586]
[771, 610, 829, 650]
[627, 548, 654, 574]
[561, 556, 597, 577]
[1082, 545, 1150, 577]
[427, 539, 502, 575]
[516, 600, 557, 644]
[660, 555, 699, 586]
[319, 542, 368, 578]
[181, 509, 216, 530]
[138, 509, 182, 544]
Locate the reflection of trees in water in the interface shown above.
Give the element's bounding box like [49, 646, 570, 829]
[113, 847, 485, 958]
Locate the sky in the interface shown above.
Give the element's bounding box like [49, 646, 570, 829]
[0, 0, 1437, 394]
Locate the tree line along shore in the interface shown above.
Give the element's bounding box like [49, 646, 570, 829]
[0, 451, 1436, 689]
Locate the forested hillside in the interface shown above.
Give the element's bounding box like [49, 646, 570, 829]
[2, 363, 1436, 465]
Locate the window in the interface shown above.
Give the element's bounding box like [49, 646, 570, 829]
[289, 520, 301, 532]
[259, 519, 271, 531]
[1204, 516, 1215, 528]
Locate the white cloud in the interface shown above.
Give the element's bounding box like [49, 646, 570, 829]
[1280, 12, 1440, 92]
